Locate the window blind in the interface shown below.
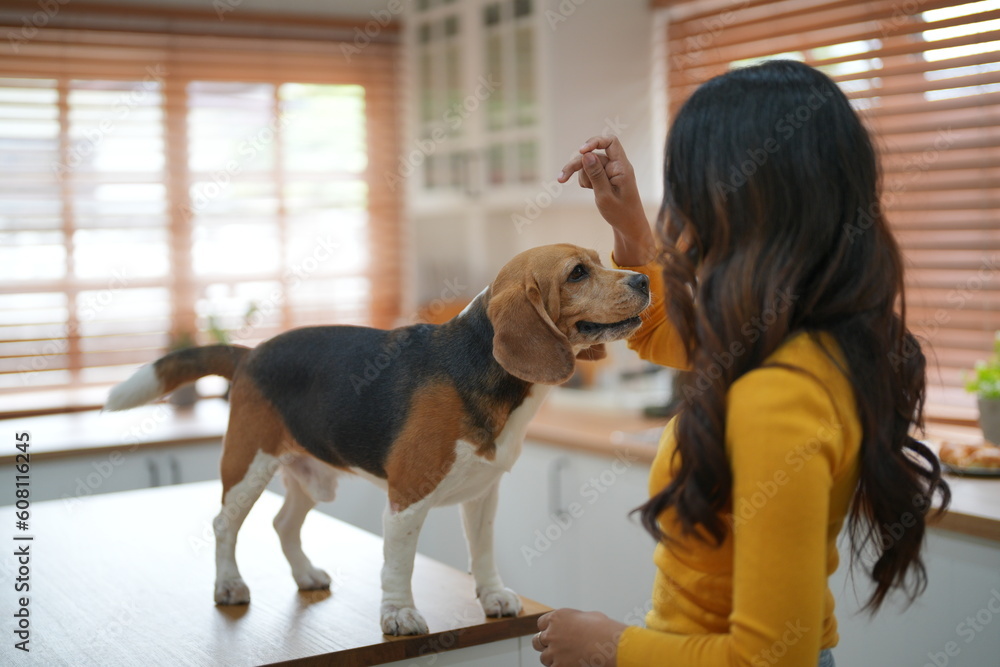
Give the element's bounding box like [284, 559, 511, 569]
[0, 19, 401, 415]
[656, 0, 999, 421]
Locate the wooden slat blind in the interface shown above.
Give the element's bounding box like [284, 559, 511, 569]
[0, 22, 401, 414]
[656, 0, 999, 420]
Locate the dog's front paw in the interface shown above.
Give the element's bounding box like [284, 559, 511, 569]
[380, 604, 429, 635]
[478, 586, 522, 617]
[214, 577, 251, 605]
[293, 566, 332, 591]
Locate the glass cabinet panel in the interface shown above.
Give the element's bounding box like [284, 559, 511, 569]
[515, 23, 535, 126]
[484, 3, 505, 131]
[415, 7, 465, 192]
[411, 0, 538, 194]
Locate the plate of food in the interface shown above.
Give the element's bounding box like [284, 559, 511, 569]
[937, 441, 1000, 477]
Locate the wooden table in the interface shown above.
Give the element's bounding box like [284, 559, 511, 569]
[4, 482, 549, 666]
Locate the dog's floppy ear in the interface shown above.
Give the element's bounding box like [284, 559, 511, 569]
[576, 344, 606, 361]
[488, 279, 575, 385]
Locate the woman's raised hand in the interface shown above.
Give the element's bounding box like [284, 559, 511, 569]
[558, 135, 655, 266]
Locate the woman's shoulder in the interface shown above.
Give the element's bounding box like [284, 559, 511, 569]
[723, 332, 861, 475]
[748, 330, 849, 385]
[728, 330, 857, 429]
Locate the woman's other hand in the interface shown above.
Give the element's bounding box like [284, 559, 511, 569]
[532, 608, 627, 667]
[558, 136, 655, 266]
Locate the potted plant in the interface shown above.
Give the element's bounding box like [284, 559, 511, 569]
[966, 331, 1000, 445]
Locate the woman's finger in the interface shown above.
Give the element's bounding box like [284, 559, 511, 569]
[579, 135, 627, 163]
[559, 152, 609, 186]
[582, 152, 613, 197]
[558, 154, 584, 184]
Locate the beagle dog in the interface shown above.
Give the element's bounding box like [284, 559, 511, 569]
[105, 243, 650, 636]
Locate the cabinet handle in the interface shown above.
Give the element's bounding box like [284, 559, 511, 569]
[548, 456, 570, 519]
[169, 456, 182, 485]
[146, 458, 160, 487]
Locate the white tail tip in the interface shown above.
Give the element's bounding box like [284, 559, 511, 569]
[105, 364, 164, 411]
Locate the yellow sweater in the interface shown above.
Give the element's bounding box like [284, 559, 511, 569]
[613, 259, 861, 667]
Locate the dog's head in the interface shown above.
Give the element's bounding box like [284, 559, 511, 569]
[486, 243, 650, 385]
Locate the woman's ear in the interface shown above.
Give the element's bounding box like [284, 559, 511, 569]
[487, 280, 575, 385]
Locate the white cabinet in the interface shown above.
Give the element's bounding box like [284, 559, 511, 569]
[830, 529, 1000, 666]
[0, 440, 221, 505]
[382, 636, 527, 667]
[405, 0, 541, 204]
[494, 440, 586, 609]
[493, 439, 657, 621]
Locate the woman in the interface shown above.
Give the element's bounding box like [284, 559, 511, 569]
[533, 60, 950, 667]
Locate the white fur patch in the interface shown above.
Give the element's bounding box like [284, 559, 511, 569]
[491, 384, 552, 472]
[458, 287, 488, 318]
[410, 384, 553, 509]
[105, 364, 163, 411]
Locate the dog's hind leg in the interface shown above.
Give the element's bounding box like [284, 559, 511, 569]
[213, 449, 278, 604]
[274, 457, 336, 591]
[213, 377, 284, 605]
[461, 481, 522, 617]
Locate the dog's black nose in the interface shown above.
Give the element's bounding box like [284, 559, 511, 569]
[628, 273, 649, 295]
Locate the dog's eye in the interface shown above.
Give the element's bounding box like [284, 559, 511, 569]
[567, 264, 588, 282]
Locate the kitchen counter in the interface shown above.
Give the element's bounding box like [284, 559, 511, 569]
[3, 397, 999, 542]
[4, 482, 548, 666]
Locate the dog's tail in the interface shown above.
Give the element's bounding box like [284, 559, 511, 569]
[105, 345, 251, 411]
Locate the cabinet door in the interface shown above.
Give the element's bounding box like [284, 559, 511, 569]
[3, 450, 155, 504]
[493, 441, 656, 620]
[150, 441, 221, 486]
[570, 450, 658, 623]
[0, 440, 222, 506]
[382, 636, 523, 667]
[494, 440, 584, 609]
[479, 0, 541, 190]
[830, 528, 1000, 666]
[409, 1, 470, 197]
[407, 0, 541, 200]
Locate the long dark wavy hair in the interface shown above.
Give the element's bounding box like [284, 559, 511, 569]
[636, 60, 950, 612]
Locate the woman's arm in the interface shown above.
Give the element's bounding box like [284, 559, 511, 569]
[610, 257, 689, 370]
[559, 136, 688, 369]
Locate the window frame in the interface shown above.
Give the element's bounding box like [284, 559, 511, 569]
[0, 10, 402, 417]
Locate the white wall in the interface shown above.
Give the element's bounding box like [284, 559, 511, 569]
[539, 0, 660, 207]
